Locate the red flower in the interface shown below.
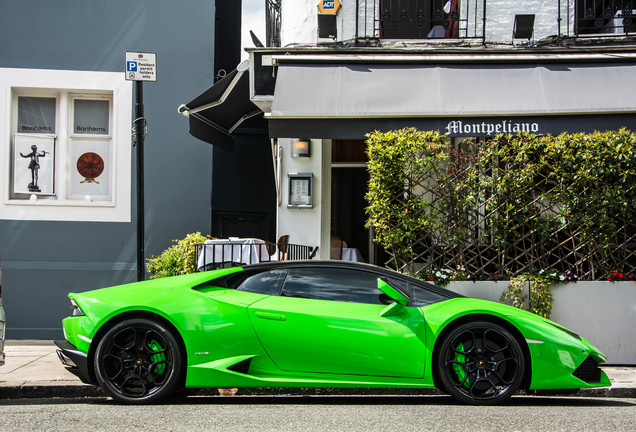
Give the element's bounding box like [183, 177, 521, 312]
[429, 276, 435, 281]
[607, 276, 612, 281]
[613, 270, 618, 275]
[619, 273, 624, 278]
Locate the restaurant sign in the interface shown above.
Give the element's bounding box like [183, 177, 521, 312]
[445, 119, 541, 137]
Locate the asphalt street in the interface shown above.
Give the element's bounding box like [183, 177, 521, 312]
[0, 395, 635, 432]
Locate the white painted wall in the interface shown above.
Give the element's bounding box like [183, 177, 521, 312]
[277, 138, 331, 259]
[446, 281, 636, 365]
[281, 0, 573, 46]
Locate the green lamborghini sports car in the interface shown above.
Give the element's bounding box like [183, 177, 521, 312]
[55, 261, 610, 405]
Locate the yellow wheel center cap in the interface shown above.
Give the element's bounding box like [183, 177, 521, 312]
[135, 358, 143, 366]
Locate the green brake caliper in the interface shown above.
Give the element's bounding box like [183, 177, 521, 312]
[452, 342, 469, 388]
[148, 340, 166, 375]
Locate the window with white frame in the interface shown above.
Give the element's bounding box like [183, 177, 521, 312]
[1, 68, 132, 222]
[12, 93, 113, 202]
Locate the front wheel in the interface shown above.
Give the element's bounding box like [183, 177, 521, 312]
[94, 318, 184, 404]
[436, 321, 525, 405]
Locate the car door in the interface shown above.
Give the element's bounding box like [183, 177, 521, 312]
[247, 267, 427, 378]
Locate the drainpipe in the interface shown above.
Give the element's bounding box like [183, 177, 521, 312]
[482, 0, 487, 46]
[558, 0, 562, 38]
[355, 0, 359, 40]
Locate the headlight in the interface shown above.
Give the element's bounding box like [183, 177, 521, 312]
[70, 298, 85, 317]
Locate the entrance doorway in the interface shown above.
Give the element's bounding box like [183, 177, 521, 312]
[330, 140, 385, 265]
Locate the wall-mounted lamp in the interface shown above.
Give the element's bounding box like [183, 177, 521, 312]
[292, 139, 311, 158]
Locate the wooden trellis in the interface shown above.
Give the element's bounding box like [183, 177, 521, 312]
[368, 130, 636, 281]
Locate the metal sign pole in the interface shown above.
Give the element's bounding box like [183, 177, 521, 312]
[125, 51, 156, 282]
[135, 81, 145, 281]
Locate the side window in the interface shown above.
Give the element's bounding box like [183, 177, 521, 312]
[411, 283, 448, 307]
[281, 268, 386, 305]
[237, 270, 287, 295]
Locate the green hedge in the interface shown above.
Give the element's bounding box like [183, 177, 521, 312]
[365, 128, 636, 280]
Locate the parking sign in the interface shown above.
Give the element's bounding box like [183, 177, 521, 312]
[125, 52, 157, 82]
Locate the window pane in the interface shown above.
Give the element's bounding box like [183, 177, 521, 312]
[411, 283, 447, 307]
[237, 270, 287, 295]
[281, 268, 385, 305]
[18, 97, 56, 134]
[74, 99, 109, 135]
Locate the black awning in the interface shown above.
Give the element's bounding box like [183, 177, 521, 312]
[179, 60, 264, 151]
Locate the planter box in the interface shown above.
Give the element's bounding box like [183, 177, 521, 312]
[445, 281, 636, 365]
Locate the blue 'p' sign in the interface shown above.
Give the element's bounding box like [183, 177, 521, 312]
[127, 61, 138, 72]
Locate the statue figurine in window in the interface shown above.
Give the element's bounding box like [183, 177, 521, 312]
[20, 144, 48, 192]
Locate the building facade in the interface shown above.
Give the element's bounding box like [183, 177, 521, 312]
[215, 0, 636, 266]
[0, 0, 248, 338]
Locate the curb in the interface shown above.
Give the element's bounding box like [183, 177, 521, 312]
[1, 385, 634, 400]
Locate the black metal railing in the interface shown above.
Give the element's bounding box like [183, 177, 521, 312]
[574, 0, 636, 35]
[356, 0, 485, 40]
[266, 0, 282, 47]
[195, 241, 319, 271]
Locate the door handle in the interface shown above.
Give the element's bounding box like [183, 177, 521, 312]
[255, 312, 287, 321]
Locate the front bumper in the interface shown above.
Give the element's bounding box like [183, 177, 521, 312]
[54, 340, 96, 385]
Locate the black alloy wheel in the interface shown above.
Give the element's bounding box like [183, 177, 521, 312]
[437, 321, 525, 405]
[94, 318, 184, 404]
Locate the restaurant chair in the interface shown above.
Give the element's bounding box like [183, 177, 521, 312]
[264, 241, 277, 262]
[330, 236, 344, 260]
[277, 235, 289, 260]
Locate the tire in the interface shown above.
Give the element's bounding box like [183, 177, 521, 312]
[436, 321, 525, 405]
[94, 318, 184, 404]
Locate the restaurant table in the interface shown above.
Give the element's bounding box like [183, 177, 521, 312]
[197, 238, 274, 270]
[342, 247, 365, 262]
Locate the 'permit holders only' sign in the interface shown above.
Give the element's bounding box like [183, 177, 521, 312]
[125, 52, 157, 82]
[317, 0, 341, 14]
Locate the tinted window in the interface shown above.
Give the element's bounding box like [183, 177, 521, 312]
[237, 270, 287, 295]
[281, 268, 386, 305]
[411, 283, 448, 307]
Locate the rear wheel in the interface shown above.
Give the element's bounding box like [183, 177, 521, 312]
[94, 318, 183, 404]
[437, 321, 525, 405]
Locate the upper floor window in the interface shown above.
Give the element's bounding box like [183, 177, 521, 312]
[379, 0, 459, 39]
[576, 0, 636, 35]
[356, 0, 480, 40]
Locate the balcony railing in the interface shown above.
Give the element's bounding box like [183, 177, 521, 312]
[356, 0, 485, 41]
[351, 1, 636, 43]
[196, 241, 319, 272]
[574, 0, 636, 35]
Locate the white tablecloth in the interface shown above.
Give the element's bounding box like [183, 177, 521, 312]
[197, 238, 273, 269]
[342, 248, 365, 262]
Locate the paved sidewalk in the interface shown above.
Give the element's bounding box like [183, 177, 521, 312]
[1, 340, 635, 400]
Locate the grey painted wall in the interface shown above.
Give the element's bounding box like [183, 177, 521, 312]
[0, 0, 219, 338]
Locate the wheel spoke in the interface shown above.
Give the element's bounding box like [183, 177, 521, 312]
[440, 323, 523, 403]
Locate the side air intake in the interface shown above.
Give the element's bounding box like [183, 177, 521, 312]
[572, 356, 602, 383]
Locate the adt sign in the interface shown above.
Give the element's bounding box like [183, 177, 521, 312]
[317, 0, 341, 14]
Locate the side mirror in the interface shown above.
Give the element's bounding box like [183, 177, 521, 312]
[377, 278, 409, 317]
[377, 278, 409, 305]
